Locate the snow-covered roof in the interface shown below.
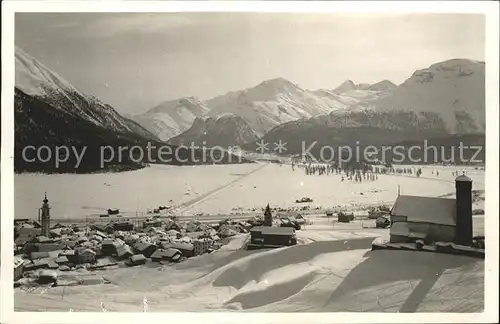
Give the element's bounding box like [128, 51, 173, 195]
[391, 195, 456, 226]
[251, 226, 295, 235]
[14, 256, 25, 268]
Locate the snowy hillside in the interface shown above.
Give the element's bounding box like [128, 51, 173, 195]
[132, 97, 210, 141]
[14, 48, 247, 173]
[364, 59, 485, 133]
[311, 88, 387, 107]
[15, 46, 139, 135]
[168, 113, 259, 148]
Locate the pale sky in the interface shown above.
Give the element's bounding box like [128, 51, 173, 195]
[15, 13, 485, 114]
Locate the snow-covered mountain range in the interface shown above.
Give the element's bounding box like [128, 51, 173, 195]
[132, 77, 396, 144]
[134, 58, 484, 150]
[15, 44, 485, 164]
[255, 58, 485, 158]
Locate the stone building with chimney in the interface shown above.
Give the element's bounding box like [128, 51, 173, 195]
[389, 175, 474, 245]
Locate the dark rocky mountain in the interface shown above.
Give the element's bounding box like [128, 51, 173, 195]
[15, 89, 248, 173]
[14, 48, 247, 173]
[168, 114, 259, 148]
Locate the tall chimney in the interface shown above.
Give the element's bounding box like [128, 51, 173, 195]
[454, 174, 473, 246]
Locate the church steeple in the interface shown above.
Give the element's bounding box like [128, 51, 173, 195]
[40, 192, 51, 237]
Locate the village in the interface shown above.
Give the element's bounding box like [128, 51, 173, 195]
[13, 191, 312, 288]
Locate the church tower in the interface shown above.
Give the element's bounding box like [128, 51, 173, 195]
[40, 192, 51, 237]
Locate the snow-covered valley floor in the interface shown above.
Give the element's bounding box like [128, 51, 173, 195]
[15, 163, 485, 219]
[14, 163, 486, 312]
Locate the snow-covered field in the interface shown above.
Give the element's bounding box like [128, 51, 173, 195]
[15, 163, 485, 220]
[14, 215, 485, 312]
[14, 164, 485, 312]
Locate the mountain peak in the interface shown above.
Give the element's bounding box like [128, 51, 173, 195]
[332, 80, 358, 94]
[146, 96, 208, 115]
[15, 46, 78, 96]
[368, 80, 397, 91]
[254, 77, 302, 93]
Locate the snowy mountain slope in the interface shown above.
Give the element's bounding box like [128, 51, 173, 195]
[204, 78, 349, 136]
[168, 113, 259, 148]
[14, 48, 248, 173]
[15, 46, 138, 135]
[364, 59, 485, 133]
[132, 97, 210, 141]
[122, 117, 161, 141]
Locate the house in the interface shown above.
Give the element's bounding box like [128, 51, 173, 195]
[14, 256, 25, 281]
[165, 229, 182, 239]
[47, 260, 59, 269]
[193, 239, 213, 256]
[36, 242, 65, 252]
[32, 258, 52, 269]
[101, 239, 121, 256]
[55, 256, 71, 265]
[218, 225, 238, 238]
[38, 270, 58, 284]
[60, 240, 78, 249]
[390, 175, 474, 245]
[116, 244, 134, 260]
[30, 251, 50, 260]
[143, 219, 163, 228]
[75, 248, 97, 264]
[60, 250, 79, 264]
[186, 231, 205, 240]
[15, 227, 41, 246]
[161, 242, 194, 257]
[127, 254, 147, 266]
[337, 212, 353, 223]
[165, 220, 183, 232]
[150, 248, 182, 262]
[133, 241, 158, 258]
[247, 226, 297, 250]
[93, 257, 118, 269]
[124, 234, 140, 245]
[36, 236, 52, 243]
[113, 222, 134, 231]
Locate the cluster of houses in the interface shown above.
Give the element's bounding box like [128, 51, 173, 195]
[13, 202, 265, 283]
